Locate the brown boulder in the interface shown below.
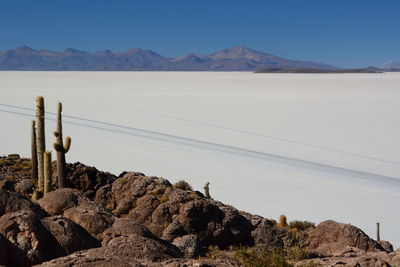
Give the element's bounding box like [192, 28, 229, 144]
[306, 220, 385, 256]
[63, 204, 115, 239]
[296, 249, 400, 267]
[41, 216, 101, 254]
[0, 188, 45, 217]
[36, 188, 83, 216]
[38, 188, 115, 240]
[0, 211, 65, 266]
[102, 217, 154, 245]
[35, 234, 181, 266]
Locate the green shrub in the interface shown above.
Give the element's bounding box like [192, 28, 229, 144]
[289, 221, 315, 231]
[235, 246, 293, 267]
[173, 180, 193, 190]
[286, 245, 310, 261]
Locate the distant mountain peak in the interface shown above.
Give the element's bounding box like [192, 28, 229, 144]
[381, 61, 400, 70]
[63, 48, 88, 54]
[14, 45, 35, 52]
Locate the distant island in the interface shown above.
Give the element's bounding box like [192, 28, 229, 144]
[255, 66, 383, 74]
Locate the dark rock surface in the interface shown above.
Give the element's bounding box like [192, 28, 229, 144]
[172, 234, 203, 258]
[41, 216, 101, 254]
[0, 211, 65, 266]
[0, 189, 45, 217]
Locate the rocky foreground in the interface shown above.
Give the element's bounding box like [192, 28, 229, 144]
[1, 154, 400, 267]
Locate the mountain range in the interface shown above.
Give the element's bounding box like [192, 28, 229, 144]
[0, 45, 338, 71]
[381, 61, 400, 70]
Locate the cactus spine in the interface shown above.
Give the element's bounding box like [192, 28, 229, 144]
[53, 101, 71, 188]
[35, 96, 46, 193]
[43, 151, 52, 194]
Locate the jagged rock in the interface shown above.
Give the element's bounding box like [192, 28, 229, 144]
[246, 214, 285, 247]
[379, 240, 394, 253]
[172, 234, 203, 258]
[35, 234, 182, 266]
[0, 188, 45, 217]
[63, 162, 117, 193]
[63, 204, 115, 239]
[305, 220, 385, 256]
[41, 216, 101, 254]
[14, 179, 35, 196]
[0, 210, 66, 266]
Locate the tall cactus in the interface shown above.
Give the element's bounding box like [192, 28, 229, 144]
[43, 151, 52, 194]
[35, 96, 46, 193]
[31, 120, 39, 201]
[31, 120, 38, 183]
[53, 101, 71, 188]
[203, 182, 210, 199]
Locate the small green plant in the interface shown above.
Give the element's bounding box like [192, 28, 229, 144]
[289, 221, 315, 231]
[286, 245, 310, 261]
[159, 195, 169, 203]
[234, 246, 292, 267]
[204, 245, 221, 260]
[173, 180, 193, 190]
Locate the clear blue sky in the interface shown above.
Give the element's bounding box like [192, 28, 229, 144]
[0, 0, 399, 68]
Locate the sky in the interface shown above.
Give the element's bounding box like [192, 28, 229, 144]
[0, 0, 399, 68]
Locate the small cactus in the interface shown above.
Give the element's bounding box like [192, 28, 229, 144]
[278, 215, 288, 229]
[53, 101, 71, 188]
[204, 182, 210, 199]
[43, 151, 52, 194]
[35, 96, 46, 193]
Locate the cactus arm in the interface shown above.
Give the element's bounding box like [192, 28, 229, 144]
[64, 136, 71, 152]
[54, 101, 70, 188]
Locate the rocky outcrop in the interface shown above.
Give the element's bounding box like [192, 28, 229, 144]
[94, 172, 275, 250]
[305, 220, 385, 256]
[0, 210, 66, 266]
[3, 155, 399, 267]
[296, 248, 400, 267]
[0, 189, 45, 217]
[37, 188, 115, 239]
[35, 234, 182, 266]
